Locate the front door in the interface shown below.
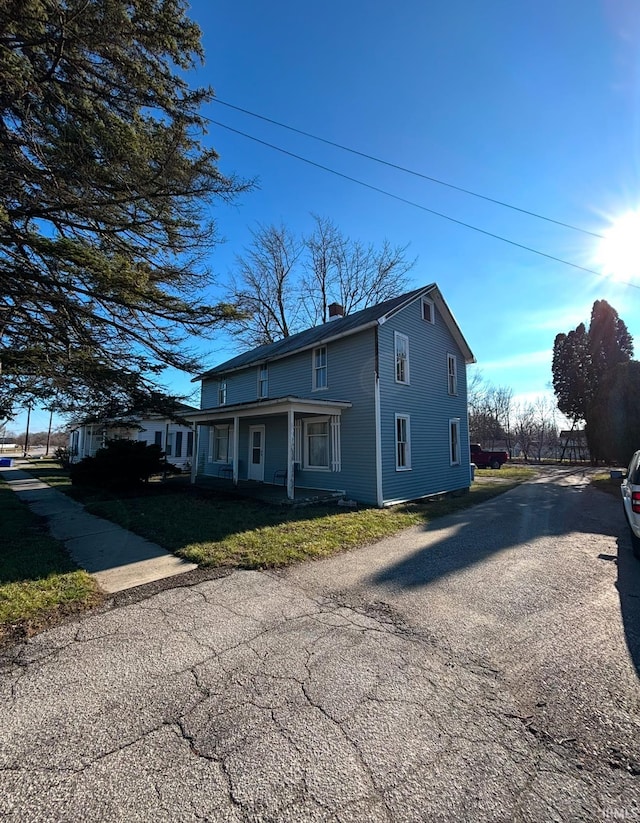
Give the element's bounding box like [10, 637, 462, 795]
[248, 425, 265, 481]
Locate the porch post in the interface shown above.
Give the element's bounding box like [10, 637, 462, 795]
[190, 423, 199, 485]
[287, 408, 295, 500]
[232, 415, 239, 485]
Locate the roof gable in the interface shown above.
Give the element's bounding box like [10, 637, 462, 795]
[195, 284, 474, 381]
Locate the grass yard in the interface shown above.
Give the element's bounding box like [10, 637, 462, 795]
[22, 461, 537, 570]
[0, 479, 102, 644]
[82, 471, 535, 569]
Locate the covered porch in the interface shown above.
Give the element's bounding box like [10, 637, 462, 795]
[184, 396, 352, 501]
[191, 474, 345, 506]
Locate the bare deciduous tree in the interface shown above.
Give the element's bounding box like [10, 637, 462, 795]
[227, 224, 304, 347]
[227, 216, 415, 347]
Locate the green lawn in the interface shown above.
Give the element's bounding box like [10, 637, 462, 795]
[1, 460, 536, 642]
[0, 479, 101, 644]
[80, 470, 536, 569]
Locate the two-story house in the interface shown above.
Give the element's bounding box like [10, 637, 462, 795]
[187, 284, 475, 506]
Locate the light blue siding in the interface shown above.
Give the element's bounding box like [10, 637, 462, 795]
[378, 299, 470, 503]
[197, 329, 379, 503]
[196, 293, 470, 506]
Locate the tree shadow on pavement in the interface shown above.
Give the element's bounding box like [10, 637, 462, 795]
[369, 472, 640, 675]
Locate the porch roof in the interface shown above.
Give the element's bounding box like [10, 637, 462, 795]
[183, 395, 352, 424]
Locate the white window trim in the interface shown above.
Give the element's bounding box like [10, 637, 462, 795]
[395, 413, 412, 471]
[303, 416, 330, 471]
[394, 332, 410, 385]
[257, 365, 268, 399]
[447, 353, 458, 396]
[312, 345, 328, 391]
[422, 296, 435, 324]
[218, 380, 227, 406]
[449, 418, 461, 466]
[208, 424, 234, 463]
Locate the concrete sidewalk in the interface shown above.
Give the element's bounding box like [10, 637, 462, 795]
[0, 464, 197, 593]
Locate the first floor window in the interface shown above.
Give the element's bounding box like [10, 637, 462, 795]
[395, 414, 411, 470]
[165, 432, 173, 456]
[304, 418, 329, 469]
[154, 431, 162, 447]
[449, 418, 461, 465]
[174, 431, 183, 458]
[186, 431, 194, 457]
[209, 425, 234, 462]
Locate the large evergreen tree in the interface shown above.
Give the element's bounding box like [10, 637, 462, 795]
[552, 322, 591, 424]
[552, 299, 634, 461]
[0, 0, 248, 417]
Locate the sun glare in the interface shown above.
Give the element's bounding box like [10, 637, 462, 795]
[595, 209, 640, 282]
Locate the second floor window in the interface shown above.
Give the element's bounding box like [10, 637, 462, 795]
[258, 365, 268, 398]
[313, 346, 327, 390]
[218, 380, 227, 405]
[395, 333, 410, 384]
[447, 354, 457, 395]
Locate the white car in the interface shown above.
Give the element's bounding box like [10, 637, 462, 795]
[621, 450, 640, 558]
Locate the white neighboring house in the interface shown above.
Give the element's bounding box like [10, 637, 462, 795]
[68, 405, 197, 471]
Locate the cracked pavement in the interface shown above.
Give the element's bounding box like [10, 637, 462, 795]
[1, 468, 639, 821]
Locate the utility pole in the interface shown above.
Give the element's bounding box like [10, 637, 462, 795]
[45, 408, 53, 457]
[23, 402, 32, 458]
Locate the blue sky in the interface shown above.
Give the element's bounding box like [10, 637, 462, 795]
[12, 0, 640, 435]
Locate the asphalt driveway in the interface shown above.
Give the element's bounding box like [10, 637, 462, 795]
[1, 468, 638, 821]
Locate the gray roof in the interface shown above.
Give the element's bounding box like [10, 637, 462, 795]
[195, 284, 474, 381]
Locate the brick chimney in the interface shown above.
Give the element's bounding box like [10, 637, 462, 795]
[328, 302, 344, 320]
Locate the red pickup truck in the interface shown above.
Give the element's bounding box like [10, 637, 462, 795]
[470, 443, 509, 469]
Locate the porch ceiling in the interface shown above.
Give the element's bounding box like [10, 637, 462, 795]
[184, 395, 352, 424]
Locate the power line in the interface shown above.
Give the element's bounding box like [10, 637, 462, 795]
[210, 118, 640, 289]
[212, 99, 604, 240]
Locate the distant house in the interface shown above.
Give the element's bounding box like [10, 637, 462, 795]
[187, 284, 475, 506]
[68, 404, 197, 471]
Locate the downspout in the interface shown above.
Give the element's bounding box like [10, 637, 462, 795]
[374, 325, 383, 507]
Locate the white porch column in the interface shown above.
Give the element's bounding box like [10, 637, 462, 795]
[330, 415, 341, 472]
[190, 424, 199, 484]
[232, 415, 240, 485]
[287, 408, 295, 500]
